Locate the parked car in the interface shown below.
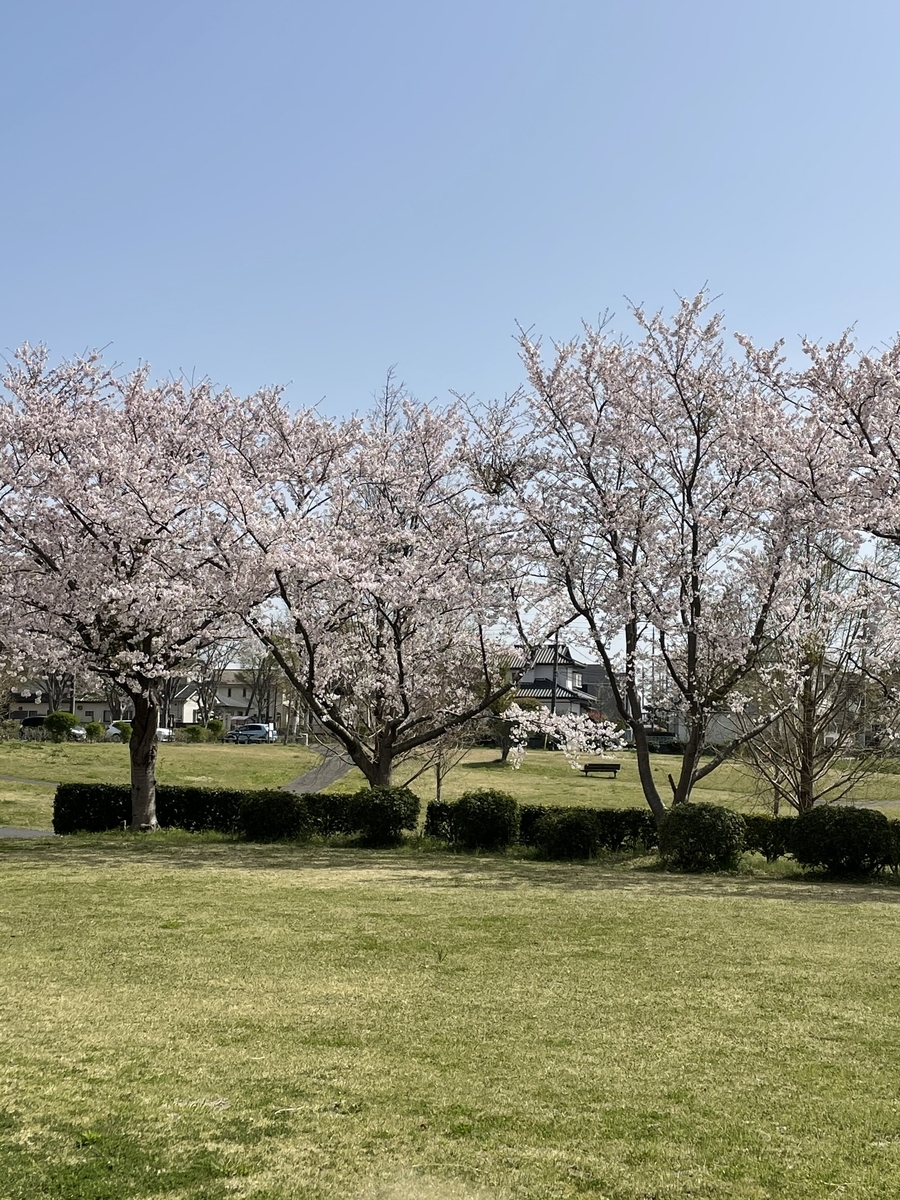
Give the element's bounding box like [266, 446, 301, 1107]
[224, 730, 239, 743]
[235, 723, 278, 744]
[105, 724, 172, 742]
[19, 715, 87, 741]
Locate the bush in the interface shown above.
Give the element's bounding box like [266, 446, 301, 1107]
[304, 791, 357, 836]
[791, 805, 890, 875]
[519, 804, 553, 845]
[112, 721, 132, 744]
[44, 710, 81, 742]
[350, 786, 420, 846]
[239, 791, 309, 841]
[423, 800, 455, 841]
[0, 719, 22, 741]
[658, 803, 746, 872]
[535, 809, 602, 859]
[83, 721, 106, 742]
[520, 804, 659, 851]
[54, 783, 248, 834]
[54, 783, 130, 833]
[619, 807, 660, 850]
[206, 718, 225, 741]
[450, 789, 519, 850]
[743, 813, 795, 862]
[181, 724, 208, 743]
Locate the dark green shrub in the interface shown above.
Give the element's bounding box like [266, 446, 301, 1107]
[452, 789, 519, 850]
[791, 805, 890, 875]
[54, 783, 130, 833]
[887, 820, 900, 874]
[350, 786, 420, 846]
[424, 800, 455, 841]
[743, 813, 796, 862]
[182, 724, 208, 743]
[112, 721, 132, 744]
[303, 791, 357, 836]
[619, 807, 659, 850]
[54, 783, 249, 834]
[658, 803, 746, 872]
[84, 721, 106, 742]
[535, 809, 602, 859]
[44, 711, 81, 742]
[519, 804, 553, 845]
[239, 791, 309, 841]
[206, 718, 225, 741]
[156, 786, 243, 832]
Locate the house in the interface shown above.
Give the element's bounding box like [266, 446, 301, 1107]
[511, 644, 610, 717]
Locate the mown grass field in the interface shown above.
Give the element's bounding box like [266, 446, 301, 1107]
[4, 742, 900, 830]
[0, 742, 320, 830]
[1, 834, 900, 1199]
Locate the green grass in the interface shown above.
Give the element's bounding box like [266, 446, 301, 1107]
[3, 741, 900, 832]
[2, 834, 900, 1198]
[368, 747, 900, 817]
[0, 742, 321, 828]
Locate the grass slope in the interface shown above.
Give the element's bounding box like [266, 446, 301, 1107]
[0, 743, 321, 829]
[1, 836, 900, 1198]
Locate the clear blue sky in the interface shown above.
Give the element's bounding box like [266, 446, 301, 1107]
[3, 0, 899, 413]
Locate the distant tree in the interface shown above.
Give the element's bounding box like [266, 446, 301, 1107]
[192, 639, 239, 726]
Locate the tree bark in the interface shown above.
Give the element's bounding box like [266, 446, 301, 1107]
[129, 692, 160, 830]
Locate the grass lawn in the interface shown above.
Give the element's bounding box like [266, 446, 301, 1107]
[2, 834, 900, 1198]
[3, 741, 900, 831]
[0, 743, 321, 829]
[338, 748, 900, 816]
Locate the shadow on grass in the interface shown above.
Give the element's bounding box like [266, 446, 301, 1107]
[3, 830, 900, 905]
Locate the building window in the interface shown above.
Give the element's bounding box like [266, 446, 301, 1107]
[227, 688, 231, 697]
[242, 688, 247, 698]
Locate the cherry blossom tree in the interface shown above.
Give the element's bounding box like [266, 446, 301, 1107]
[472, 295, 800, 823]
[232, 379, 533, 788]
[0, 347, 280, 829]
[505, 704, 624, 770]
[740, 536, 900, 813]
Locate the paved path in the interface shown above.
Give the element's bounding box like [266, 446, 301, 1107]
[0, 826, 55, 838]
[0, 774, 60, 787]
[282, 749, 354, 794]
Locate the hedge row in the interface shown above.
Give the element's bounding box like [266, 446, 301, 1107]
[660, 802, 900, 875]
[424, 792, 659, 857]
[53, 783, 420, 846]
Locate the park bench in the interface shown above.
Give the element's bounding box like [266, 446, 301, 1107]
[582, 762, 621, 778]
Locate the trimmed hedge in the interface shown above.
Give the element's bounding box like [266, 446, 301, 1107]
[239, 791, 309, 841]
[54, 781, 421, 844]
[791, 805, 891, 875]
[452, 790, 519, 850]
[658, 802, 746, 872]
[54, 783, 255, 834]
[350, 786, 420, 846]
[303, 791, 357, 836]
[534, 809, 602, 859]
[743, 813, 796, 862]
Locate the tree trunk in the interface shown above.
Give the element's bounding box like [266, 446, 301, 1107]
[129, 692, 160, 830]
[797, 672, 816, 813]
